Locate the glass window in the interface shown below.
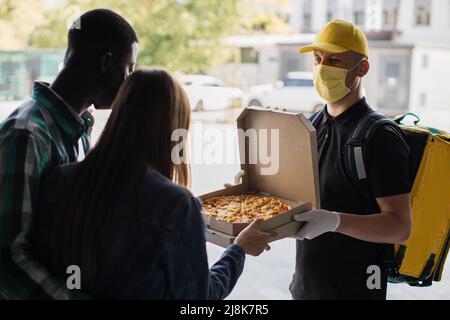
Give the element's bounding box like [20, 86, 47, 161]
[240, 47, 259, 64]
[415, 0, 431, 26]
[302, 0, 312, 32]
[327, 0, 337, 21]
[354, 11, 365, 26]
[303, 13, 312, 31]
[382, 0, 399, 28]
[386, 61, 401, 78]
[353, 0, 366, 26]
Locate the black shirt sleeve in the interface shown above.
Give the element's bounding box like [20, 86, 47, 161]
[367, 124, 412, 198]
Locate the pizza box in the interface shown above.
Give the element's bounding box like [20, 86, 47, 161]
[200, 186, 313, 236]
[199, 106, 320, 247]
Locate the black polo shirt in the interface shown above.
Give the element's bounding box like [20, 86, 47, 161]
[290, 98, 411, 300]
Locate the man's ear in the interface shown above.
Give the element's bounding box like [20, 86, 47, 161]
[359, 60, 370, 77]
[99, 52, 113, 73]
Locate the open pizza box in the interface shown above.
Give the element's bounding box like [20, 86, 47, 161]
[199, 106, 320, 248]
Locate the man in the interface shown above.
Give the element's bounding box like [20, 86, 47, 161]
[290, 20, 412, 300]
[0, 9, 138, 299]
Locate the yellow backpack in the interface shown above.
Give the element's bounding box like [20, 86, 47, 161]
[311, 111, 450, 286]
[389, 113, 450, 286]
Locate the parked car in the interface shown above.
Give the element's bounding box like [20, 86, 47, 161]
[181, 75, 244, 111]
[246, 72, 325, 113]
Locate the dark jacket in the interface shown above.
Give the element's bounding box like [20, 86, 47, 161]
[33, 163, 245, 299]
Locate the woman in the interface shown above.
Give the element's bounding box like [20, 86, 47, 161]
[33, 69, 274, 299]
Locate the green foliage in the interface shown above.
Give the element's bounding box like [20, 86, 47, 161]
[1, 0, 291, 72]
[28, 0, 242, 73]
[0, 0, 45, 49]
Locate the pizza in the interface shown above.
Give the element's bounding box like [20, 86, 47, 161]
[202, 194, 291, 223]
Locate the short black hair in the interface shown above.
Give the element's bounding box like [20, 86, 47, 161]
[65, 9, 138, 63]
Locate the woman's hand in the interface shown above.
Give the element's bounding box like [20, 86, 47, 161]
[234, 219, 277, 256]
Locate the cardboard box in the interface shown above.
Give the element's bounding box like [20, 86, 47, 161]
[201, 188, 313, 236]
[204, 202, 312, 247]
[200, 106, 320, 248]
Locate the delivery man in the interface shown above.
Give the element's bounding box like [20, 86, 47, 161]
[290, 20, 412, 300]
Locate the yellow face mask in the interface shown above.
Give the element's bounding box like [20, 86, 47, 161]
[313, 61, 363, 103]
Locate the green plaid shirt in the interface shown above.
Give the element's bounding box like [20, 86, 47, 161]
[0, 81, 94, 299]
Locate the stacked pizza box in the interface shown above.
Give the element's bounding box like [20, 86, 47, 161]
[199, 106, 320, 248]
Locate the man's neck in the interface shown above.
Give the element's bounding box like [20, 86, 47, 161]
[326, 86, 363, 118]
[50, 66, 93, 115]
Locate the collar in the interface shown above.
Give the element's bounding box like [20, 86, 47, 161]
[32, 81, 94, 142]
[321, 97, 371, 128]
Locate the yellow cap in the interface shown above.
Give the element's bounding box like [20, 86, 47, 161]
[298, 19, 369, 58]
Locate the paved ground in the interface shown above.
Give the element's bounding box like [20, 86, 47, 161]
[1, 102, 449, 300]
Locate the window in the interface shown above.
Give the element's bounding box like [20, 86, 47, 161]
[327, 0, 337, 21]
[383, 9, 398, 28]
[327, 11, 333, 22]
[303, 13, 312, 32]
[302, 0, 312, 32]
[353, 0, 366, 26]
[385, 61, 401, 88]
[386, 61, 400, 78]
[383, 0, 399, 29]
[240, 47, 259, 64]
[378, 56, 410, 110]
[354, 11, 365, 26]
[415, 0, 431, 26]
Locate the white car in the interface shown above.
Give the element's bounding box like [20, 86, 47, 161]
[247, 72, 325, 113]
[182, 75, 244, 111]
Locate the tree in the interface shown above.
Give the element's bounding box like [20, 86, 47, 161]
[0, 0, 45, 49]
[25, 0, 292, 73]
[28, 0, 242, 73]
[28, 2, 80, 49]
[239, 0, 293, 33]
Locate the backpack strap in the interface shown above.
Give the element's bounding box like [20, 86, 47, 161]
[309, 110, 324, 127]
[310, 109, 405, 199]
[345, 111, 407, 278]
[344, 110, 405, 200]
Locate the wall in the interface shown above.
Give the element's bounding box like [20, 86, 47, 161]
[364, 44, 412, 114]
[395, 0, 450, 45]
[409, 45, 450, 130]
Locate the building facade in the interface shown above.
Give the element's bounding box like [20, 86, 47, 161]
[289, 0, 450, 44]
[211, 0, 450, 127]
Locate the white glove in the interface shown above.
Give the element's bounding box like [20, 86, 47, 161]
[292, 209, 341, 240]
